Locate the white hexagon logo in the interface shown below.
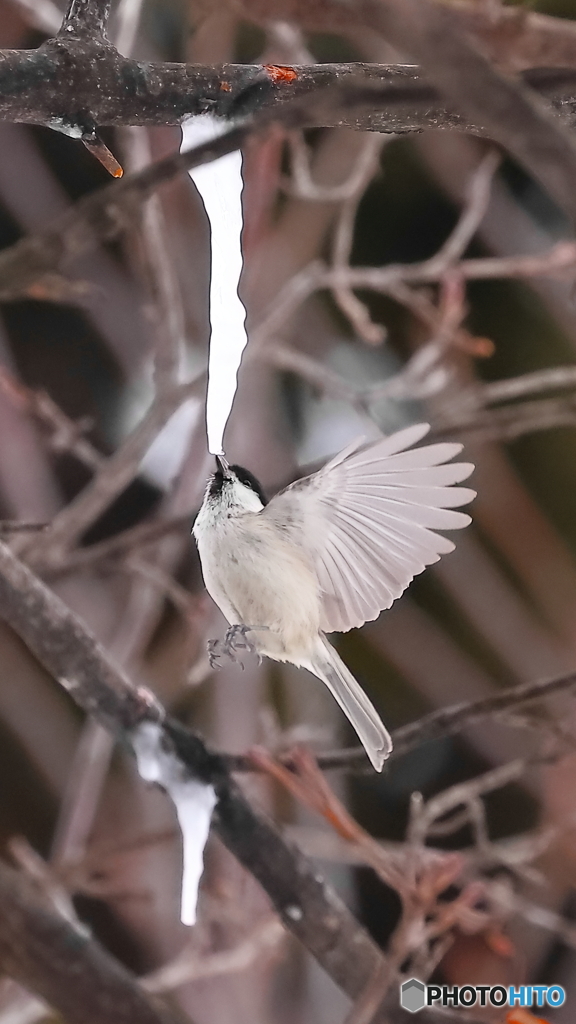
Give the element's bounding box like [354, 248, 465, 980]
[400, 978, 426, 1013]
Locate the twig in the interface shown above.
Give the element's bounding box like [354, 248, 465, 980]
[423, 148, 501, 270]
[61, 0, 111, 38]
[285, 129, 385, 203]
[343, 958, 397, 1024]
[0, 522, 48, 534]
[23, 373, 205, 568]
[481, 365, 576, 404]
[407, 760, 527, 847]
[223, 668, 576, 772]
[253, 241, 576, 356]
[330, 134, 389, 344]
[122, 128, 184, 392]
[0, 369, 103, 472]
[142, 918, 285, 993]
[44, 514, 193, 576]
[328, 241, 576, 289]
[50, 720, 114, 867]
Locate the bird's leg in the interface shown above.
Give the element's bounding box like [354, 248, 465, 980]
[224, 623, 258, 655]
[207, 625, 268, 669]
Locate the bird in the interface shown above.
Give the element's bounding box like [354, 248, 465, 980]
[192, 423, 475, 771]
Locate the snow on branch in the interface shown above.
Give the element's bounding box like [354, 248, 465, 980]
[132, 722, 217, 926]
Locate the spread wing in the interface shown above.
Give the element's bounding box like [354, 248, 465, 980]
[264, 423, 475, 634]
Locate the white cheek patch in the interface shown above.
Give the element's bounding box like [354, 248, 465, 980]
[182, 116, 248, 457]
[237, 482, 265, 512]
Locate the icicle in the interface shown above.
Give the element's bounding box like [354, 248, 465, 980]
[132, 722, 217, 926]
[182, 115, 248, 456]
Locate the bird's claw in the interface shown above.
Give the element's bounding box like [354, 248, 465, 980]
[206, 624, 267, 669]
[207, 639, 223, 670]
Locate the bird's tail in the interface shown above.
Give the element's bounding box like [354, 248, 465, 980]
[306, 636, 392, 771]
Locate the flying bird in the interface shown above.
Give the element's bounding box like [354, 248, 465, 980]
[193, 423, 475, 770]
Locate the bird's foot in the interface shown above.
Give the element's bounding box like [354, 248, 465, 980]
[207, 624, 267, 670]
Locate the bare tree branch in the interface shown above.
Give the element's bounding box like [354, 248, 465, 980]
[0, 42, 575, 136]
[223, 668, 576, 773]
[0, 541, 387, 1002]
[0, 859, 183, 1024]
[23, 374, 205, 569]
[355, 0, 576, 226]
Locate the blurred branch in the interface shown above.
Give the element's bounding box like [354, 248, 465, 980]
[253, 240, 576, 358]
[357, 0, 576, 227]
[121, 130, 185, 392]
[452, 1, 576, 71]
[242, 0, 576, 72]
[0, 542, 387, 1002]
[336, 239, 576, 288]
[114, 0, 144, 58]
[330, 133, 388, 344]
[0, 859, 182, 1024]
[23, 373, 205, 569]
[142, 918, 285, 993]
[0, 368, 104, 472]
[45, 515, 192, 575]
[5, 0, 62, 34]
[0, 522, 47, 534]
[0, 542, 163, 732]
[225, 668, 576, 772]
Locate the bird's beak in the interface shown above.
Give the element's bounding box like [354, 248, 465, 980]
[216, 454, 230, 475]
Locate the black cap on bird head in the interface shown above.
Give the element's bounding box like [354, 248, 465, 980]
[209, 455, 268, 505]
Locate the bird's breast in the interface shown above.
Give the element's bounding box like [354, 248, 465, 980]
[194, 510, 320, 660]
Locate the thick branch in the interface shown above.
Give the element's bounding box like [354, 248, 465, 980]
[0, 542, 385, 1002]
[0, 49, 575, 135]
[0, 859, 182, 1024]
[0, 540, 162, 732]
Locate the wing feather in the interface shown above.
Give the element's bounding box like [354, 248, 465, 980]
[265, 423, 475, 633]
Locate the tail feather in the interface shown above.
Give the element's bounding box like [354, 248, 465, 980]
[306, 636, 392, 771]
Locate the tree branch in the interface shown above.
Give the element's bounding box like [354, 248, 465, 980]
[0, 859, 183, 1024]
[0, 542, 386, 1003]
[265, 668, 576, 774]
[61, 0, 111, 38]
[0, 47, 575, 135]
[353, 0, 576, 227]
